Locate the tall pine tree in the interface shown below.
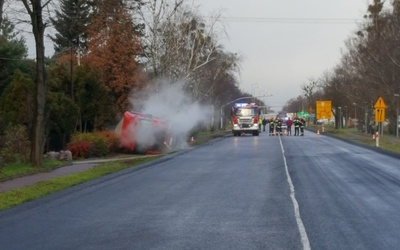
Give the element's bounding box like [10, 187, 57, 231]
[50, 0, 93, 53]
[0, 17, 29, 95]
[50, 0, 94, 100]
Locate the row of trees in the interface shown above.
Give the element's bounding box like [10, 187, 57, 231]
[0, 0, 247, 166]
[284, 0, 400, 134]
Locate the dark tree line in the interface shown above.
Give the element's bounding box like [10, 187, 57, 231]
[0, 0, 246, 166]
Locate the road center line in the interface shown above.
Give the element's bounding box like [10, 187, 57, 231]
[279, 135, 311, 250]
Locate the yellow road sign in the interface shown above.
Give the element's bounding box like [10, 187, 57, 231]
[374, 97, 387, 109]
[374, 97, 386, 122]
[316, 101, 332, 120]
[375, 108, 386, 122]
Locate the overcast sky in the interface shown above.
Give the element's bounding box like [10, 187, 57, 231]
[29, 0, 379, 112]
[197, 0, 377, 111]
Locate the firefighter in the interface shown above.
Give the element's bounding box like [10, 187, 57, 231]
[300, 118, 306, 136]
[275, 118, 282, 135]
[279, 118, 284, 135]
[269, 118, 275, 135]
[294, 117, 301, 136]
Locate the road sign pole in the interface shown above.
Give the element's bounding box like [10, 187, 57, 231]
[375, 132, 379, 147]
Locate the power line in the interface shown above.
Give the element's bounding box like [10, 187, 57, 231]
[0, 56, 30, 61]
[220, 16, 362, 24]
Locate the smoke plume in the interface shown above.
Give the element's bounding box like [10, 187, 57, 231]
[130, 80, 212, 150]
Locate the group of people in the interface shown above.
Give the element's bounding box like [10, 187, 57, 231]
[260, 116, 306, 136]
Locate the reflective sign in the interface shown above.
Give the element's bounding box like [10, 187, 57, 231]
[374, 97, 386, 122]
[316, 101, 332, 120]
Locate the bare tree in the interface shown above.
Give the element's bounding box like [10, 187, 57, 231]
[138, 0, 185, 77]
[301, 78, 319, 109]
[162, 9, 222, 75]
[139, 1, 229, 94]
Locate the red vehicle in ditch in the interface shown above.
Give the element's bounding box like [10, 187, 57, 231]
[116, 111, 170, 154]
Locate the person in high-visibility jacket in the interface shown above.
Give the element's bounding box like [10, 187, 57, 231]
[300, 118, 306, 136]
[258, 117, 262, 132]
[269, 118, 275, 135]
[294, 117, 301, 136]
[275, 118, 282, 135]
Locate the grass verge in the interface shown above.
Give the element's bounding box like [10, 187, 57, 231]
[0, 159, 69, 182]
[309, 124, 400, 155]
[0, 156, 161, 211]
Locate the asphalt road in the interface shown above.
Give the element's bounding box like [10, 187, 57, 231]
[0, 131, 400, 249]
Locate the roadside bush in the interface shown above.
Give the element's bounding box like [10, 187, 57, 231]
[94, 131, 119, 153]
[66, 141, 91, 159]
[0, 125, 31, 166]
[66, 131, 120, 159]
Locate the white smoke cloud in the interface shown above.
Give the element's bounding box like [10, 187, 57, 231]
[130, 79, 212, 150]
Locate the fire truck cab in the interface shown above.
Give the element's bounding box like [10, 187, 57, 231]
[231, 103, 261, 136]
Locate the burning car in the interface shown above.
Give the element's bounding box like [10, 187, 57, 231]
[116, 111, 170, 154]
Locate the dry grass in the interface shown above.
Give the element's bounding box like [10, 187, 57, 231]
[310, 124, 400, 155]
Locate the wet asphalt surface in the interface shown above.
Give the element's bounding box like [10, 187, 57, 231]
[1, 131, 400, 249]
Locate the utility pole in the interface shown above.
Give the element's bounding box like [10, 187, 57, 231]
[251, 83, 260, 102]
[353, 102, 357, 129]
[395, 94, 399, 138]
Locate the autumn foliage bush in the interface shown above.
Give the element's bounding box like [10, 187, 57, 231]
[66, 131, 120, 160]
[94, 131, 119, 153]
[66, 141, 91, 159]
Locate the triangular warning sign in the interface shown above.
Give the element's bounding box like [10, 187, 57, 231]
[374, 97, 387, 109]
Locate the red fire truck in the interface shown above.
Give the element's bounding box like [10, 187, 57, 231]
[231, 103, 261, 136]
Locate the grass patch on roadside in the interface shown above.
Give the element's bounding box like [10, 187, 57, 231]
[0, 159, 69, 182]
[0, 156, 162, 211]
[309, 124, 400, 155]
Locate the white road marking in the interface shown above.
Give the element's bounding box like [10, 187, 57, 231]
[279, 135, 311, 250]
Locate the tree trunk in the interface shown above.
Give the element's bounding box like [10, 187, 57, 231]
[0, 0, 4, 27]
[23, 0, 47, 166]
